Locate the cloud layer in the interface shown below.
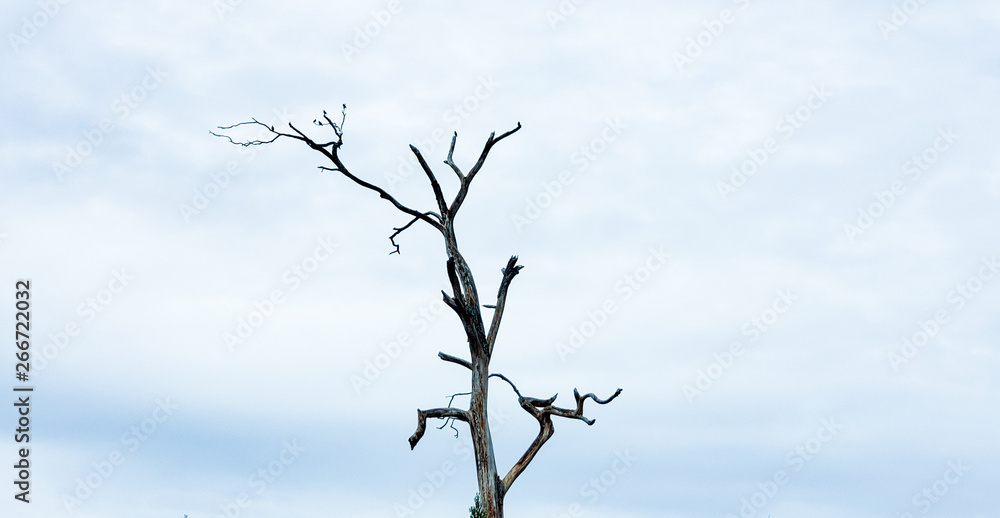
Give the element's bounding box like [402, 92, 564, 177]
[2, 1, 999, 517]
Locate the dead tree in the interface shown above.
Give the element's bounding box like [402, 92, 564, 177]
[214, 107, 622, 518]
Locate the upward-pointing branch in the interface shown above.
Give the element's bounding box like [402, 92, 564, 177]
[486, 256, 523, 357]
[449, 123, 521, 218]
[444, 132, 465, 181]
[410, 145, 450, 218]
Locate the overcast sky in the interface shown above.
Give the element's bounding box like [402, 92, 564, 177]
[2, 1, 999, 517]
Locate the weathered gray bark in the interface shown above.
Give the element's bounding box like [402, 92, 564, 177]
[214, 109, 621, 518]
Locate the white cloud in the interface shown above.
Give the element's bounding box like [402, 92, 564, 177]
[3, 1, 999, 517]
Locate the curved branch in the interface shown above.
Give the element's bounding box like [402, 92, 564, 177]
[213, 109, 445, 253]
[545, 388, 623, 425]
[500, 386, 622, 493]
[480, 367, 622, 492]
[409, 407, 470, 449]
[502, 413, 554, 493]
[288, 121, 336, 151]
[488, 372, 524, 399]
[314, 138, 440, 233]
[438, 360, 556, 408]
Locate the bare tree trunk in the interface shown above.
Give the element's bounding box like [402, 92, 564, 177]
[444, 229, 504, 516]
[471, 356, 503, 517]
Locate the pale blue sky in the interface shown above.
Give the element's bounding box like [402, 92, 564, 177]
[2, 1, 999, 517]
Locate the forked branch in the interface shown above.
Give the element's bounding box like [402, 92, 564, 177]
[545, 388, 623, 425]
[434, 363, 622, 492]
[448, 123, 521, 217]
[496, 377, 622, 492]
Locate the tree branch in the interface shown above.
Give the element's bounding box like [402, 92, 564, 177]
[498, 383, 622, 493]
[467, 123, 522, 182]
[449, 122, 521, 218]
[409, 407, 470, 450]
[488, 372, 525, 399]
[485, 256, 523, 357]
[439, 351, 472, 370]
[445, 258, 467, 314]
[313, 138, 441, 234]
[213, 108, 445, 253]
[502, 413, 554, 493]
[441, 290, 461, 314]
[410, 145, 450, 217]
[446, 252, 488, 355]
[436, 360, 555, 408]
[210, 119, 293, 146]
[544, 388, 623, 425]
[441, 255, 491, 357]
[437, 391, 473, 437]
[388, 213, 440, 255]
[444, 132, 465, 181]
